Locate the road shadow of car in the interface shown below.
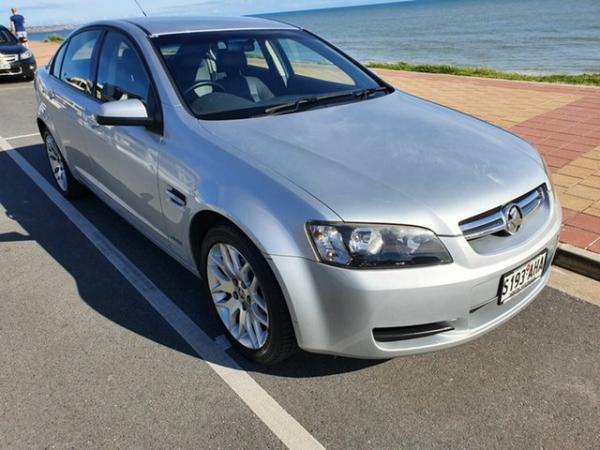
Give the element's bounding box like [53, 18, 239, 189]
[1, 143, 385, 377]
[0, 77, 33, 85]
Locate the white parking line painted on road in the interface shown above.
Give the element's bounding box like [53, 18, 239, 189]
[0, 135, 325, 450]
[6, 132, 40, 140]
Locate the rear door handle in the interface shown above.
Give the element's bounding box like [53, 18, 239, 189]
[166, 187, 186, 207]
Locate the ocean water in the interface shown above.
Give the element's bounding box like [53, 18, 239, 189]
[28, 29, 72, 42]
[261, 0, 600, 74]
[27, 0, 600, 74]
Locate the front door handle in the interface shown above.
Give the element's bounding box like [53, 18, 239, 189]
[166, 187, 186, 207]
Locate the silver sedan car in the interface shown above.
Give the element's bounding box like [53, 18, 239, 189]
[35, 16, 561, 364]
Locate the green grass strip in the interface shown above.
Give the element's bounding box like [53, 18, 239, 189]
[43, 33, 65, 43]
[367, 62, 600, 86]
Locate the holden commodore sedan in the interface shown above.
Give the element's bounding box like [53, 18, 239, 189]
[35, 16, 561, 364]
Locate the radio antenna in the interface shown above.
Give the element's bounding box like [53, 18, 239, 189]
[133, 0, 148, 16]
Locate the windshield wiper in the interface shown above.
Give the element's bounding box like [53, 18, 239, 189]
[263, 86, 390, 116]
[264, 91, 354, 115]
[353, 86, 392, 99]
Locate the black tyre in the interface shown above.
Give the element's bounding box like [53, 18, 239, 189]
[200, 224, 297, 365]
[43, 130, 86, 199]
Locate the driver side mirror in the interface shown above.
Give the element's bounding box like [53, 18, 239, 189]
[96, 99, 153, 127]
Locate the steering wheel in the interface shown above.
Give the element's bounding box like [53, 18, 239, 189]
[183, 81, 226, 97]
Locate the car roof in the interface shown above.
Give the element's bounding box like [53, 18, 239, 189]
[122, 16, 299, 37]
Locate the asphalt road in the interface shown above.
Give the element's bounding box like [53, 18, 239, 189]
[1, 79, 599, 449]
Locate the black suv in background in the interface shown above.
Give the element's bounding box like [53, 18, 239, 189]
[0, 25, 36, 80]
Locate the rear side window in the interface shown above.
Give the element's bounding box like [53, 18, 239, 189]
[50, 43, 67, 78]
[95, 32, 151, 104]
[60, 30, 102, 94]
[239, 39, 268, 69]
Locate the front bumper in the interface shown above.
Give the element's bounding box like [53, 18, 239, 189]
[269, 193, 561, 359]
[0, 57, 36, 78]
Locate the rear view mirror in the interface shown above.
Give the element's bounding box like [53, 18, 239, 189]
[96, 99, 152, 126]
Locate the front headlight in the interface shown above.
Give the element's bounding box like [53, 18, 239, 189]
[308, 222, 452, 269]
[19, 50, 33, 60]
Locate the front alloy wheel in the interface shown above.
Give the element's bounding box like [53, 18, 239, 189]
[200, 224, 297, 365]
[207, 243, 269, 349]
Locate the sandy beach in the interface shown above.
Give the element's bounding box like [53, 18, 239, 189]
[28, 40, 58, 66]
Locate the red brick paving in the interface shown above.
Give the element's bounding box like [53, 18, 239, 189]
[378, 69, 600, 254]
[560, 226, 599, 249]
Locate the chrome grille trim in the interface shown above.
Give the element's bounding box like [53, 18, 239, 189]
[0, 54, 18, 63]
[460, 185, 546, 241]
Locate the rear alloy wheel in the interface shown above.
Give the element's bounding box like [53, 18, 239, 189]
[201, 225, 297, 365]
[43, 130, 85, 198]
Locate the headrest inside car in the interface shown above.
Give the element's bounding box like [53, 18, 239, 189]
[217, 50, 248, 74]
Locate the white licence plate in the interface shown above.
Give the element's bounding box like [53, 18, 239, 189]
[0, 61, 11, 70]
[499, 251, 547, 304]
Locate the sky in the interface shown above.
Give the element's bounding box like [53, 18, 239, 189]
[7, 0, 406, 26]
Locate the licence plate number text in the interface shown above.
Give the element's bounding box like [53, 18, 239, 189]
[499, 251, 547, 304]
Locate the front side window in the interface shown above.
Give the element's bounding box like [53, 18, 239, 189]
[95, 32, 151, 104]
[60, 30, 102, 94]
[154, 29, 388, 120]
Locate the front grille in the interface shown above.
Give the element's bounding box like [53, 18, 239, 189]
[0, 67, 22, 76]
[459, 185, 546, 241]
[0, 54, 18, 63]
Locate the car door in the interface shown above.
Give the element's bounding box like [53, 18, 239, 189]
[44, 29, 104, 179]
[81, 30, 169, 246]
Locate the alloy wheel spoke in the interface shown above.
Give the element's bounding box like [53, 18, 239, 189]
[227, 246, 243, 276]
[219, 244, 239, 279]
[209, 249, 230, 278]
[251, 302, 268, 326]
[208, 264, 235, 295]
[251, 313, 266, 346]
[245, 312, 259, 348]
[236, 308, 247, 339]
[251, 291, 268, 315]
[238, 263, 252, 287]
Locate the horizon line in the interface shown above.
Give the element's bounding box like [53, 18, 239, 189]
[27, 0, 417, 29]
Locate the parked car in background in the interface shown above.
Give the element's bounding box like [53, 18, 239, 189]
[0, 25, 36, 80]
[34, 16, 561, 364]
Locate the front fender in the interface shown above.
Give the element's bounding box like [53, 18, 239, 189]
[157, 105, 340, 267]
[189, 161, 339, 260]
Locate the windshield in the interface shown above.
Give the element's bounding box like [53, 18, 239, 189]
[0, 27, 17, 45]
[154, 30, 389, 120]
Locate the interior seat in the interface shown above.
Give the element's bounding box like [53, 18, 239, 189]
[216, 50, 274, 102]
[171, 44, 213, 96]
